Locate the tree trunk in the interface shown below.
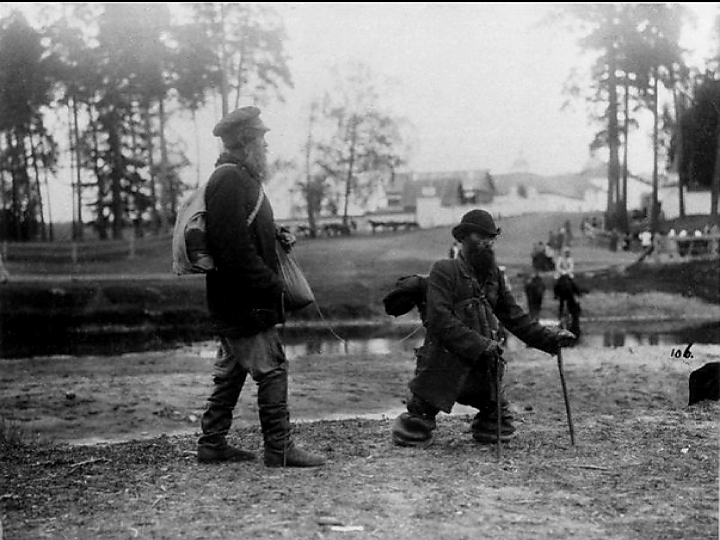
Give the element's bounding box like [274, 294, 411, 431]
[305, 105, 318, 238]
[28, 134, 47, 241]
[90, 101, 108, 240]
[673, 88, 686, 218]
[72, 98, 84, 240]
[219, 3, 229, 117]
[7, 132, 21, 240]
[619, 78, 629, 233]
[107, 109, 124, 241]
[343, 122, 357, 228]
[159, 99, 173, 228]
[144, 105, 160, 233]
[68, 104, 77, 240]
[192, 109, 201, 188]
[43, 167, 54, 242]
[606, 45, 621, 231]
[712, 109, 720, 216]
[650, 74, 660, 235]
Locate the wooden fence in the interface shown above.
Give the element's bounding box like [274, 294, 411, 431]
[585, 229, 720, 261]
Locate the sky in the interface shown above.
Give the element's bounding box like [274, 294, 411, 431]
[10, 2, 718, 223]
[183, 2, 718, 219]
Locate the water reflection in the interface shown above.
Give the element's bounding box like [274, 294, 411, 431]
[282, 335, 423, 359]
[273, 327, 700, 360]
[4, 319, 717, 360]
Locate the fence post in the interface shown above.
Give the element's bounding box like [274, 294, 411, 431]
[71, 243, 78, 265]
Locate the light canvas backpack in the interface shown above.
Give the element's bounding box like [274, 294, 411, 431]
[171, 164, 264, 275]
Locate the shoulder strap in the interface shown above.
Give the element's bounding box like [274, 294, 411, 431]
[247, 188, 265, 227]
[210, 163, 265, 227]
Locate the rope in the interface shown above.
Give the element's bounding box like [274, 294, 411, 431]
[397, 324, 424, 343]
[310, 301, 347, 344]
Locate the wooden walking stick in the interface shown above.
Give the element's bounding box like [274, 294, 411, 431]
[495, 355, 502, 459]
[556, 347, 576, 445]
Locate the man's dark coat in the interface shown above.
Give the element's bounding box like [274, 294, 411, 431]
[408, 254, 558, 413]
[204, 154, 284, 337]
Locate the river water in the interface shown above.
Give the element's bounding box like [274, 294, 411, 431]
[3, 318, 717, 360]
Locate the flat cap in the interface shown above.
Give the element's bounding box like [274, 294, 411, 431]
[212, 106, 269, 138]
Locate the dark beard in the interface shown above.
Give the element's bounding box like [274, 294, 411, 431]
[466, 243, 495, 278]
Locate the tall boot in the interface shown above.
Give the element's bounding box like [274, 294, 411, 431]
[471, 399, 516, 443]
[464, 356, 517, 444]
[197, 371, 256, 463]
[258, 366, 325, 468]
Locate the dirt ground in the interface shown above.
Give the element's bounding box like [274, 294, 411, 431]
[2, 334, 719, 539]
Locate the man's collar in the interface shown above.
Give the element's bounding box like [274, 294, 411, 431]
[215, 153, 257, 180]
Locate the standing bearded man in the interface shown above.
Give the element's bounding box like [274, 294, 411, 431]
[196, 106, 325, 468]
[392, 209, 576, 447]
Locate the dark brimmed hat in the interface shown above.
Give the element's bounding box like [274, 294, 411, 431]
[452, 209, 501, 241]
[212, 106, 269, 138]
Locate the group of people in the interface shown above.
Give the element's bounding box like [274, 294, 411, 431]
[194, 106, 576, 467]
[525, 243, 583, 336]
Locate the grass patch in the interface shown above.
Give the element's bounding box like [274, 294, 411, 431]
[0, 416, 32, 447]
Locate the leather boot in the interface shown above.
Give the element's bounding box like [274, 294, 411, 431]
[197, 371, 256, 463]
[258, 367, 325, 468]
[197, 444, 256, 463]
[471, 399, 516, 443]
[392, 394, 438, 447]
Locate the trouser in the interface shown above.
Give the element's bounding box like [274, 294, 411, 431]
[394, 355, 513, 443]
[198, 327, 292, 452]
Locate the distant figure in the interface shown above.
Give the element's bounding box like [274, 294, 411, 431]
[564, 219, 573, 247]
[448, 240, 460, 259]
[688, 362, 720, 406]
[622, 231, 632, 251]
[639, 228, 652, 251]
[667, 229, 678, 259]
[554, 246, 575, 280]
[532, 241, 553, 272]
[544, 242, 555, 263]
[637, 228, 654, 261]
[608, 229, 619, 252]
[524, 272, 546, 321]
[556, 226, 566, 250]
[554, 247, 582, 336]
[652, 232, 666, 261]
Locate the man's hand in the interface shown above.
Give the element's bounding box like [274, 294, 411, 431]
[549, 327, 576, 348]
[276, 226, 297, 252]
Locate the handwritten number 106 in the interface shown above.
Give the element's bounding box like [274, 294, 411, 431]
[671, 344, 694, 359]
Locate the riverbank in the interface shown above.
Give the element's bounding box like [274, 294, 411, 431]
[2, 249, 719, 538]
[1, 258, 718, 358]
[2, 344, 718, 539]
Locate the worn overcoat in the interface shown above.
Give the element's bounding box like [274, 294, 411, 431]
[204, 153, 284, 337]
[408, 253, 558, 413]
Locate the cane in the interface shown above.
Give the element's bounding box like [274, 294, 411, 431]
[495, 355, 502, 459]
[556, 347, 576, 445]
